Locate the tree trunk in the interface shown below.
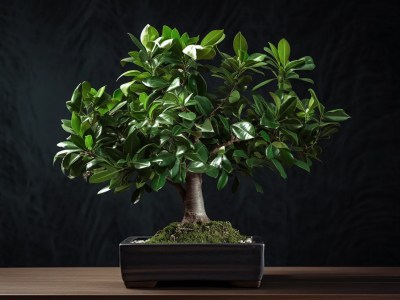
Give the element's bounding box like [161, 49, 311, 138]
[181, 172, 210, 224]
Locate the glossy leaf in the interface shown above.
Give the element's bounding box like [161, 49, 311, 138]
[142, 77, 168, 89]
[323, 109, 350, 122]
[84, 135, 93, 150]
[178, 111, 196, 121]
[233, 149, 248, 158]
[195, 119, 214, 132]
[151, 173, 166, 191]
[278, 38, 290, 65]
[260, 130, 271, 142]
[293, 159, 310, 172]
[201, 29, 225, 46]
[217, 171, 228, 190]
[89, 169, 118, 183]
[140, 24, 159, 50]
[271, 158, 287, 179]
[233, 32, 248, 56]
[231, 121, 255, 140]
[131, 188, 143, 204]
[229, 90, 240, 103]
[187, 161, 208, 173]
[71, 113, 81, 134]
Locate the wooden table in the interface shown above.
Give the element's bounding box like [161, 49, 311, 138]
[0, 267, 399, 299]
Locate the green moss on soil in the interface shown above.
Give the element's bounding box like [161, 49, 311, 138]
[146, 221, 248, 244]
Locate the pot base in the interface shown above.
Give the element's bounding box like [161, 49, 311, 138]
[124, 280, 261, 288]
[120, 236, 265, 289]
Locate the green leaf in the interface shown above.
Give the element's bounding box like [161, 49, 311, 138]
[84, 135, 93, 150]
[57, 141, 79, 149]
[117, 70, 141, 81]
[66, 83, 82, 112]
[285, 56, 315, 71]
[278, 38, 290, 66]
[71, 112, 81, 135]
[151, 173, 166, 191]
[178, 111, 196, 121]
[293, 159, 310, 172]
[205, 165, 219, 178]
[266, 42, 279, 62]
[140, 24, 159, 50]
[97, 186, 111, 194]
[188, 74, 207, 95]
[201, 29, 225, 46]
[279, 96, 297, 118]
[195, 119, 214, 132]
[266, 144, 275, 159]
[281, 128, 298, 145]
[194, 96, 213, 116]
[187, 161, 208, 173]
[194, 142, 209, 163]
[259, 130, 270, 142]
[95, 86, 106, 98]
[133, 160, 151, 169]
[277, 148, 295, 166]
[169, 159, 180, 178]
[142, 77, 168, 89]
[323, 109, 350, 122]
[181, 44, 196, 59]
[261, 116, 279, 129]
[233, 149, 248, 158]
[271, 158, 287, 179]
[167, 77, 181, 92]
[246, 157, 265, 168]
[210, 155, 222, 168]
[196, 47, 216, 60]
[89, 169, 118, 184]
[228, 90, 240, 103]
[308, 89, 325, 115]
[120, 82, 133, 96]
[218, 115, 230, 132]
[217, 171, 228, 190]
[70, 135, 86, 149]
[233, 32, 248, 57]
[162, 25, 172, 38]
[152, 152, 176, 167]
[131, 188, 143, 204]
[269, 92, 281, 110]
[221, 155, 233, 173]
[231, 121, 255, 140]
[252, 78, 275, 91]
[128, 33, 146, 52]
[248, 53, 266, 62]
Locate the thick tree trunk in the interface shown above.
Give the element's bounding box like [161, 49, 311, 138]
[181, 172, 210, 224]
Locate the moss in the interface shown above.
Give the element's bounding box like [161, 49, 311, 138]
[146, 221, 248, 244]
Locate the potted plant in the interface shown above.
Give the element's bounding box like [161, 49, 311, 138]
[54, 24, 349, 288]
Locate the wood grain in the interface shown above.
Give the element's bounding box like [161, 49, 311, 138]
[0, 267, 399, 299]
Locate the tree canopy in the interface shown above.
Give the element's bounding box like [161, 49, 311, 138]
[54, 24, 350, 204]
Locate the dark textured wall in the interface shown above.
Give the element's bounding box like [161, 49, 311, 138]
[1, 0, 399, 267]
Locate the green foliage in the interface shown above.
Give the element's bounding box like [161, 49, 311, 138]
[146, 221, 248, 243]
[55, 24, 350, 202]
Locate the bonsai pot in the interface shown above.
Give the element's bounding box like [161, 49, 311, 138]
[119, 236, 265, 288]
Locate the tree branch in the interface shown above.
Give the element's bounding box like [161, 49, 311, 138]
[210, 135, 240, 157]
[167, 179, 186, 201]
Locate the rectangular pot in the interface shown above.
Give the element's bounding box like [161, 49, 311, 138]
[119, 236, 265, 288]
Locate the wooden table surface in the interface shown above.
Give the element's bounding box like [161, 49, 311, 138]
[0, 267, 399, 299]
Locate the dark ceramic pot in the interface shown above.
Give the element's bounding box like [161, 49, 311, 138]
[119, 236, 265, 288]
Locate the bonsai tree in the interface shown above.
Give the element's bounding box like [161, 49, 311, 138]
[54, 25, 349, 240]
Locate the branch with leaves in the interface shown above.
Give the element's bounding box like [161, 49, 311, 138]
[54, 24, 350, 207]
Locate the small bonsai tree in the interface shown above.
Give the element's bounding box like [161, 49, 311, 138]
[55, 25, 349, 238]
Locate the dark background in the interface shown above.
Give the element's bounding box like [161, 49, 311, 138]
[1, 0, 399, 267]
